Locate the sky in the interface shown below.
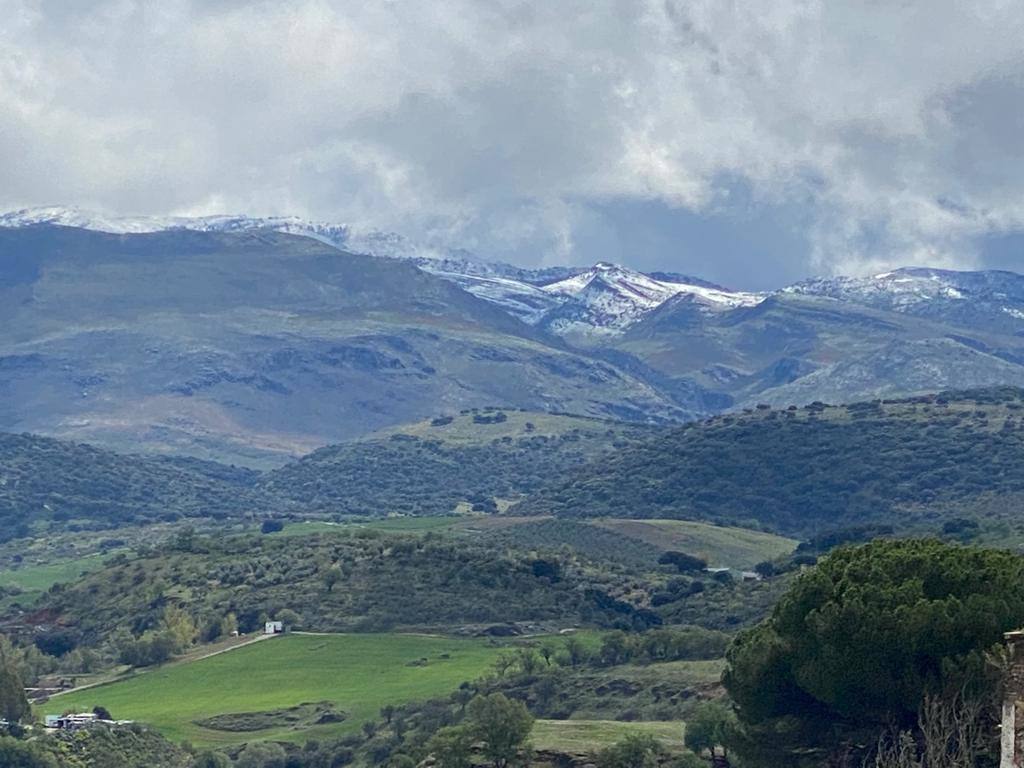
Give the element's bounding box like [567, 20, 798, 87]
[2, 1, 1024, 289]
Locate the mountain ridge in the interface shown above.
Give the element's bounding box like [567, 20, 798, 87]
[7, 207, 1024, 339]
[6, 210, 1024, 458]
[0, 224, 694, 464]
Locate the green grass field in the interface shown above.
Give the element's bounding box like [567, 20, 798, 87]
[47, 633, 507, 747]
[0, 553, 112, 604]
[595, 519, 797, 569]
[531, 720, 684, 753]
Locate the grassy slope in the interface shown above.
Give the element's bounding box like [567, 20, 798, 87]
[594, 520, 796, 569]
[0, 553, 109, 595]
[47, 633, 506, 747]
[532, 720, 684, 753]
[369, 410, 643, 444]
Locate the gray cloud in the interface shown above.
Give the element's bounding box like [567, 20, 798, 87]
[2, 0, 1024, 285]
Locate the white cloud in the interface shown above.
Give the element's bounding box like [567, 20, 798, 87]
[2, 0, 1024, 277]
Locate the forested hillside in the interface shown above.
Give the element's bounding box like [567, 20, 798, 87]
[0, 433, 264, 542]
[8, 388, 1024, 545]
[0, 411, 654, 539]
[30, 530, 665, 652]
[516, 388, 1024, 538]
[261, 410, 654, 515]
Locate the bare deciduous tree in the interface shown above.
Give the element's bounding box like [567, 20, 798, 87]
[870, 690, 991, 768]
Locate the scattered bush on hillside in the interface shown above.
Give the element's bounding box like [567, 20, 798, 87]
[30, 532, 666, 653]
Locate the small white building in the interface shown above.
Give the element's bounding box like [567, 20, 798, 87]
[46, 713, 98, 730]
[265, 621, 284, 635]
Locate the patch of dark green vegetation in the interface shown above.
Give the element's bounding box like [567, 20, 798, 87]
[194, 701, 345, 732]
[0, 726, 194, 768]
[0, 415, 651, 542]
[722, 538, 1024, 766]
[517, 387, 1024, 537]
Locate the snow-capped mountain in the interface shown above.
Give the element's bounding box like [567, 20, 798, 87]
[9, 206, 1024, 457]
[21, 208, 1024, 337]
[0, 206, 431, 262]
[0, 207, 762, 333]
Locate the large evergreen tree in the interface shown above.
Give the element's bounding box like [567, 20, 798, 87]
[723, 539, 1024, 766]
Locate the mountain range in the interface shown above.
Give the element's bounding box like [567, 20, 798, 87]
[4, 207, 1024, 463]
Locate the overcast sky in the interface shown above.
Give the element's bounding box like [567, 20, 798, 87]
[2, 1, 1024, 288]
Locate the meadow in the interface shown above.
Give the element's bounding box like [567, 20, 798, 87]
[594, 520, 797, 569]
[0, 552, 116, 610]
[47, 633, 509, 747]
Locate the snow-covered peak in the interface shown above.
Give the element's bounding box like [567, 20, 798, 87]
[784, 268, 973, 308]
[782, 267, 1024, 308]
[543, 262, 761, 309]
[0, 206, 212, 233]
[0, 206, 472, 263]
[536, 262, 763, 335]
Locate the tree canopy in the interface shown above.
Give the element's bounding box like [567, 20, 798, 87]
[466, 693, 534, 768]
[723, 539, 1024, 765]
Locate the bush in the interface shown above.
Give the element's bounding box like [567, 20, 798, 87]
[0, 737, 57, 768]
[657, 552, 707, 573]
[261, 519, 285, 534]
[235, 742, 287, 768]
[597, 734, 663, 768]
